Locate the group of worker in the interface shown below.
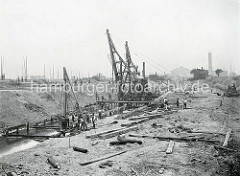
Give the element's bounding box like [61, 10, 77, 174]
[62, 110, 103, 130]
[163, 97, 188, 110]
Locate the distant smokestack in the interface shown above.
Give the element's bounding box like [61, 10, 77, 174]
[208, 52, 212, 75]
[142, 62, 145, 79]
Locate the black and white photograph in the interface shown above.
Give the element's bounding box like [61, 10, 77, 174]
[0, 0, 240, 175]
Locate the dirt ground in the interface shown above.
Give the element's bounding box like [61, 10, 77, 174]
[0, 87, 240, 176]
[0, 80, 101, 131]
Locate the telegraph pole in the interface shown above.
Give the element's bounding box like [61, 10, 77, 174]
[1, 56, 3, 80]
[44, 64, 46, 79]
[49, 69, 51, 81]
[25, 55, 27, 81]
[57, 69, 59, 79]
[53, 65, 54, 80]
[63, 67, 67, 118]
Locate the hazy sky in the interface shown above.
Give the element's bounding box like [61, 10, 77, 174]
[0, 0, 239, 79]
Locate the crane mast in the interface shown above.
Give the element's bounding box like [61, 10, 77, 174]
[106, 29, 126, 85]
[124, 41, 138, 85]
[106, 29, 153, 103]
[63, 67, 80, 117]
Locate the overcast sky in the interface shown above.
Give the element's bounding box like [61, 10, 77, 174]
[0, 0, 239, 79]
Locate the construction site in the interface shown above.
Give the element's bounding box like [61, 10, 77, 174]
[1, 1, 240, 176]
[0, 28, 240, 176]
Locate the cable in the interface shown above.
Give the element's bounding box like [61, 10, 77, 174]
[132, 53, 165, 74]
[133, 52, 170, 72]
[132, 52, 184, 77]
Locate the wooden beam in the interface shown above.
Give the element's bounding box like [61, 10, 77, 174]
[121, 106, 147, 119]
[99, 126, 138, 139]
[3, 134, 60, 139]
[73, 146, 88, 153]
[189, 131, 225, 136]
[121, 114, 162, 127]
[110, 139, 142, 145]
[129, 134, 219, 143]
[223, 128, 232, 147]
[128, 113, 162, 121]
[214, 145, 235, 152]
[166, 141, 175, 154]
[121, 119, 147, 127]
[31, 126, 60, 129]
[96, 100, 151, 104]
[80, 150, 127, 166]
[47, 157, 60, 169]
[6, 124, 26, 131]
[85, 127, 127, 139]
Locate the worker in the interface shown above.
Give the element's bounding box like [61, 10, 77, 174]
[86, 112, 91, 123]
[183, 99, 187, 109]
[92, 113, 96, 129]
[98, 110, 102, 119]
[68, 113, 73, 128]
[80, 114, 88, 131]
[72, 113, 75, 123]
[61, 116, 67, 129]
[163, 97, 168, 104]
[176, 98, 180, 108]
[95, 92, 99, 101]
[65, 114, 69, 128]
[108, 93, 112, 100]
[77, 113, 81, 130]
[163, 98, 169, 111]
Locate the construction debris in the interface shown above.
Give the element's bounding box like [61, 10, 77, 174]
[80, 151, 127, 166]
[214, 145, 236, 152]
[85, 127, 126, 139]
[166, 140, 175, 154]
[110, 138, 142, 145]
[99, 160, 113, 168]
[47, 157, 60, 169]
[99, 126, 138, 139]
[73, 146, 88, 153]
[223, 128, 232, 147]
[129, 134, 219, 143]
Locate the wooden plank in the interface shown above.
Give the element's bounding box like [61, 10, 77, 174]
[99, 126, 138, 139]
[6, 124, 26, 131]
[223, 128, 232, 147]
[73, 146, 88, 153]
[31, 126, 60, 129]
[129, 134, 219, 143]
[47, 157, 60, 169]
[3, 134, 60, 139]
[122, 114, 162, 127]
[120, 106, 148, 119]
[214, 145, 235, 152]
[85, 127, 127, 139]
[129, 113, 162, 121]
[166, 141, 175, 154]
[121, 119, 147, 127]
[110, 139, 142, 145]
[97, 100, 151, 104]
[189, 131, 225, 136]
[80, 150, 127, 166]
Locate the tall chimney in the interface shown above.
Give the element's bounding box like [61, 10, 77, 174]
[208, 52, 212, 75]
